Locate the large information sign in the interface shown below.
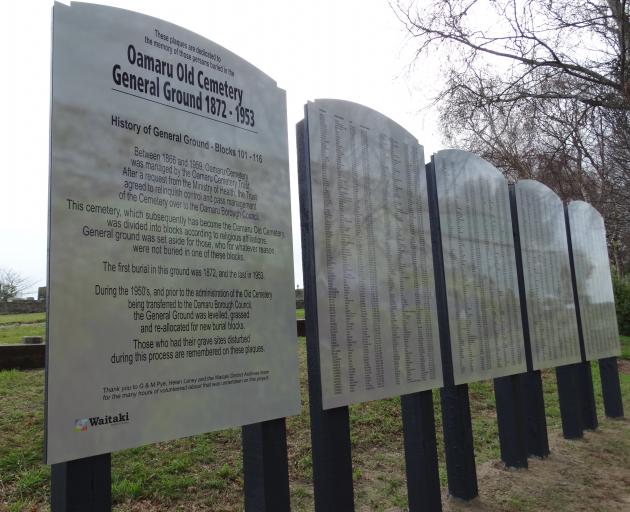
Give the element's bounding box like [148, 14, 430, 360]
[305, 99, 443, 409]
[434, 149, 526, 384]
[567, 201, 621, 360]
[515, 181, 581, 370]
[46, 3, 300, 464]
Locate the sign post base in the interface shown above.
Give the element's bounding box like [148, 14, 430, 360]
[51, 453, 111, 512]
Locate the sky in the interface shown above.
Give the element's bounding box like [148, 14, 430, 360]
[0, 0, 443, 295]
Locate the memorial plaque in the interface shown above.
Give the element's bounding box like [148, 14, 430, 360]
[305, 99, 443, 409]
[434, 149, 526, 384]
[46, 3, 300, 464]
[515, 181, 582, 370]
[567, 201, 621, 360]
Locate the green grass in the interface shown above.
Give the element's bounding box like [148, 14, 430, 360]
[296, 308, 304, 319]
[1, 337, 628, 510]
[0, 313, 46, 325]
[0, 370, 49, 508]
[0, 323, 45, 345]
[0, 312, 46, 345]
[620, 335, 630, 359]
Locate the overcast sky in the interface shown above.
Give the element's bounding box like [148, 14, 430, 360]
[0, 0, 443, 294]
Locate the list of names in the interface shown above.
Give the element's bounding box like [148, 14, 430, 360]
[568, 201, 621, 360]
[435, 149, 526, 384]
[516, 181, 581, 370]
[308, 100, 442, 409]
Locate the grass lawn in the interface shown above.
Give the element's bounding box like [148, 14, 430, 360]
[0, 324, 45, 345]
[296, 308, 304, 319]
[0, 336, 628, 510]
[0, 313, 46, 325]
[620, 335, 630, 359]
[0, 312, 46, 345]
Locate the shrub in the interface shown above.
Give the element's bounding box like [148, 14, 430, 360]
[612, 271, 630, 336]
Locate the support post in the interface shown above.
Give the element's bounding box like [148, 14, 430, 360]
[51, 453, 111, 512]
[440, 385, 478, 500]
[599, 357, 624, 418]
[578, 361, 598, 430]
[493, 375, 528, 468]
[401, 390, 442, 512]
[297, 118, 355, 512]
[520, 370, 549, 458]
[242, 418, 291, 512]
[555, 363, 583, 439]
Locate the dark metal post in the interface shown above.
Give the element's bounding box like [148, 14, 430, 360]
[51, 454, 111, 512]
[440, 385, 478, 500]
[242, 418, 291, 512]
[493, 375, 528, 468]
[401, 390, 442, 512]
[599, 357, 624, 418]
[578, 361, 598, 430]
[555, 363, 583, 439]
[520, 370, 549, 457]
[297, 118, 355, 512]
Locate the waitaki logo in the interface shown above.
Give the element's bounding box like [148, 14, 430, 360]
[74, 412, 129, 432]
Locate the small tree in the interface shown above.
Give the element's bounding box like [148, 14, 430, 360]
[0, 269, 35, 301]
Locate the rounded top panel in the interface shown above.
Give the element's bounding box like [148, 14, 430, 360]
[516, 179, 562, 205]
[434, 149, 506, 182]
[307, 99, 418, 144]
[568, 200, 604, 228]
[62, 2, 279, 87]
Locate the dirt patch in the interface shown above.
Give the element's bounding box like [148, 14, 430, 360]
[618, 359, 630, 374]
[444, 418, 630, 512]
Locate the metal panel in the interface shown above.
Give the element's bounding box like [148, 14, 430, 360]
[515, 180, 581, 370]
[47, 2, 300, 464]
[434, 149, 526, 384]
[305, 99, 443, 409]
[567, 201, 621, 360]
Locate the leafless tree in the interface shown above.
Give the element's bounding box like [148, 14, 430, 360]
[394, 0, 630, 274]
[0, 268, 36, 301]
[394, 0, 630, 110]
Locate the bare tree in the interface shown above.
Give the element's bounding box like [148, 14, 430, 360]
[394, 0, 630, 274]
[394, 0, 630, 110]
[0, 268, 36, 301]
[440, 84, 630, 273]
